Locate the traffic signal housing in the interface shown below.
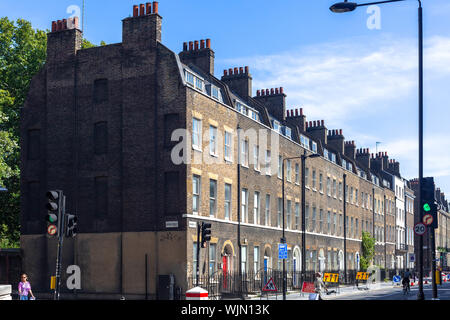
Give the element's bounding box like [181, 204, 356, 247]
[65, 214, 78, 238]
[421, 177, 437, 229]
[201, 222, 211, 248]
[46, 190, 63, 236]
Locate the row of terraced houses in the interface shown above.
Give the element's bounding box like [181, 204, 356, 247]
[19, 3, 450, 299]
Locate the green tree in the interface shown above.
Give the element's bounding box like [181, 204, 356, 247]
[0, 17, 98, 247]
[360, 231, 376, 271]
[0, 17, 46, 247]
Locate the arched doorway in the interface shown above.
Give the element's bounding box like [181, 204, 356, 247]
[293, 247, 301, 287]
[318, 248, 326, 272]
[263, 245, 272, 284]
[338, 250, 344, 271]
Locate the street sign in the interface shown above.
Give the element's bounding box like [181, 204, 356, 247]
[393, 275, 401, 283]
[409, 253, 415, 263]
[262, 277, 277, 292]
[414, 222, 426, 236]
[47, 224, 57, 236]
[278, 243, 288, 260]
[301, 282, 316, 293]
[323, 273, 339, 283]
[423, 214, 433, 226]
[356, 272, 369, 280]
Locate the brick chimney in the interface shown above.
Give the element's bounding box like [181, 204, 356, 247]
[122, 2, 162, 48]
[179, 38, 215, 75]
[254, 87, 286, 121]
[355, 148, 371, 169]
[286, 108, 306, 132]
[386, 158, 400, 177]
[344, 140, 356, 160]
[370, 152, 384, 173]
[221, 66, 252, 102]
[306, 120, 327, 146]
[47, 17, 82, 63]
[327, 129, 345, 155]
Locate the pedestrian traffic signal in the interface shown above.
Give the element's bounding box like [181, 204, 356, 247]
[201, 222, 211, 248]
[421, 177, 437, 228]
[65, 214, 78, 238]
[46, 190, 63, 236]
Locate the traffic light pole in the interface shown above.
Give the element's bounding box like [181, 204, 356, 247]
[54, 195, 66, 300]
[430, 226, 438, 299]
[417, 1, 424, 301]
[196, 222, 200, 287]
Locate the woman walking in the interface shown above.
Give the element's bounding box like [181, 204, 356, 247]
[18, 273, 35, 300]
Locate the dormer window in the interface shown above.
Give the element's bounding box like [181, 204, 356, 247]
[324, 148, 329, 159]
[211, 85, 219, 100]
[300, 135, 310, 149]
[284, 127, 292, 139]
[185, 71, 195, 86]
[311, 141, 317, 153]
[195, 77, 204, 91]
[272, 120, 280, 133]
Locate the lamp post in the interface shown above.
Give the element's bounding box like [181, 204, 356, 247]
[330, 0, 425, 300]
[282, 151, 320, 300]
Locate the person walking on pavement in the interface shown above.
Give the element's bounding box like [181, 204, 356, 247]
[314, 272, 329, 300]
[18, 273, 35, 300]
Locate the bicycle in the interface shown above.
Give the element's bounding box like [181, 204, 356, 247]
[402, 281, 410, 295]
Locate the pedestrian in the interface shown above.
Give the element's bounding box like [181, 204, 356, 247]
[313, 272, 329, 300]
[18, 273, 35, 300]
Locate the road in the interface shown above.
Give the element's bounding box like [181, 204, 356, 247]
[330, 281, 450, 300]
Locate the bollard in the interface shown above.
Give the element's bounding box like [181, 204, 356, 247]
[186, 287, 208, 300]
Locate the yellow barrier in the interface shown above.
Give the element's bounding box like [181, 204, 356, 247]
[50, 276, 56, 290]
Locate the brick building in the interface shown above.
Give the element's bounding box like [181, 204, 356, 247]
[21, 3, 420, 299]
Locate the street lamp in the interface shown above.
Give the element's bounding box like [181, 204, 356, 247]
[330, 0, 426, 300]
[282, 151, 320, 300]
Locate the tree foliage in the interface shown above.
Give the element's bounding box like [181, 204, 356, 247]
[360, 231, 376, 271]
[0, 17, 47, 247]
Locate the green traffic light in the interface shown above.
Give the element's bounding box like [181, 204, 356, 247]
[423, 203, 431, 212]
[47, 213, 58, 223]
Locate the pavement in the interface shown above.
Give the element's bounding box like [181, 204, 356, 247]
[249, 277, 450, 300]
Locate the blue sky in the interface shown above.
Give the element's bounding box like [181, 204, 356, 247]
[2, 0, 450, 194]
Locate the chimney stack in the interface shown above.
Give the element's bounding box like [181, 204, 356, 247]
[179, 38, 215, 75]
[306, 119, 327, 146]
[253, 87, 286, 121]
[47, 16, 82, 63]
[286, 108, 307, 132]
[355, 148, 370, 169]
[327, 128, 345, 155]
[344, 140, 356, 160]
[221, 66, 253, 102]
[123, 2, 162, 48]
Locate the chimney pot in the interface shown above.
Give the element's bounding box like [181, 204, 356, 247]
[72, 17, 79, 29]
[52, 21, 57, 32]
[339, 129, 343, 135]
[57, 20, 62, 31]
[200, 39, 205, 49]
[146, 2, 152, 14]
[245, 66, 249, 74]
[300, 108, 304, 116]
[239, 67, 244, 74]
[194, 40, 199, 50]
[313, 121, 317, 127]
[257, 90, 260, 96]
[270, 88, 274, 95]
[152, 2, 159, 14]
[295, 109, 299, 116]
[189, 41, 193, 51]
[133, 5, 139, 17]
[62, 19, 67, 30]
[234, 67, 238, 74]
[228, 68, 233, 75]
[206, 39, 211, 48]
[275, 88, 279, 94]
[140, 4, 145, 16]
[306, 122, 309, 128]
[183, 42, 188, 51]
[266, 89, 270, 95]
[321, 120, 324, 126]
[224, 70, 228, 76]
[280, 87, 284, 94]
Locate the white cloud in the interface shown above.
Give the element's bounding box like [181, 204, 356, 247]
[218, 35, 450, 191]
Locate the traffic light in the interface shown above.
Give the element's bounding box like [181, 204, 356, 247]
[65, 214, 78, 238]
[46, 190, 63, 236]
[201, 222, 211, 248]
[421, 177, 437, 229]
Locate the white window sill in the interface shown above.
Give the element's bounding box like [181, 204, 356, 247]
[192, 146, 202, 152]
